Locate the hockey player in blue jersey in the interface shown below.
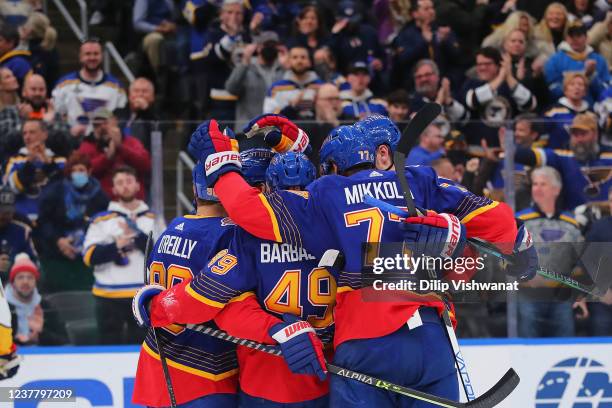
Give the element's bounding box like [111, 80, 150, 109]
[178, 115, 536, 407]
[131, 158, 241, 407]
[145, 150, 331, 406]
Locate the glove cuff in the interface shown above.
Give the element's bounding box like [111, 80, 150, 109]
[289, 128, 310, 153]
[271, 320, 315, 343]
[439, 213, 464, 258]
[205, 152, 242, 176]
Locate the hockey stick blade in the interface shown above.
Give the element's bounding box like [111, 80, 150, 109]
[394, 102, 442, 216]
[463, 368, 520, 408]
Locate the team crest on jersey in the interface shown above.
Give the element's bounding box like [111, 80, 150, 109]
[175, 222, 184, 231]
[221, 217, 236, 226]
[369, 171, 383, 178]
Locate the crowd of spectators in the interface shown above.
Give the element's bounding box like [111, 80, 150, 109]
[0, 0, 611, 344]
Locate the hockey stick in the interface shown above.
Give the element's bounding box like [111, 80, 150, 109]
[185, 323, 518, 408]
[362, 195, 607, 298]
[396, 103, 443, 216]
[143, 232, 177, 408]
[393, 103, 478, 401]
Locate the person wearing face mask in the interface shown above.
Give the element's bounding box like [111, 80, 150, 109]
[225, 31, 284, 133]
[36, 151, 108, 293]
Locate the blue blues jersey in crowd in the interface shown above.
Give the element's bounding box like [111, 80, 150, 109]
[530, 147, 612, 209]
[133, 214, 239, 406]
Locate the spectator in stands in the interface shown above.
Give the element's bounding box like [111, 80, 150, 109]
[77, 108, 151, 201]
[534, 2, 570, 58]
[583, 186, 612, 336]
[482, 11, 542, 59]
[19, 12, 59, 88]
[312, 46, 347, 89]
[133, 0, 176, 77]
[300, 83, 342, 160]
[339, 61, 388, 120]
[329, 1, 384, 87]
[516, 166, 584, 338]
[373, 0, 411, 45]
[287, 5, 329, 55]
[115, 77, 158, 151]
[588, 12, 612, 68]
[5, 253, 42, 344]
[263, 45, 323, 120]
[0, 67, 22, 165]
[544, 21, 610, 103]
[0, 185, 37, 283]
[567, 0, 605, 29]
[0, 23, 32, 86]
[19, 74, 75, 157]
[430, 157, 458, 181]
[390, 0, 460, 91]
[82, 165, 155, 344]
[502, 28, 550, 107]
[542, 72, 591, 149]
[405, 123, 445, 165]
[225, 31, 284, 131]
[4, 119, 65, 222]
[462, 47, 537, 147]
[52, 39, 127, 128]
[513, 112, 544, 148]
[37, 152, 108, 293]
[386, 89, 410, 124]
[203, 0, 247, 120]
[515, 112, 612, 209]
[410, 59, 468, 126]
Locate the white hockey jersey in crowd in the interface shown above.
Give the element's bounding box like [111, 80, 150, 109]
[51, 71, 127, 126]
[83, 201, 156, 298]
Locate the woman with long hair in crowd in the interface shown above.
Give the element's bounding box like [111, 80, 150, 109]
[534, 2, 570, 57]
[287, 5, 329, 55]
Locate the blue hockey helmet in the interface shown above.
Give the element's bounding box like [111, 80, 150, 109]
[240, 148, 275, 186]
[266, 152, 316, 191]
[319, 125, 375, 175]
[355, 114, 401, 151]
[192, 161, 218, 202]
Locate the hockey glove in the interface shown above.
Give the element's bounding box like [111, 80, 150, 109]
[0, 350, 20, 379]
[188, 119, 242, 186]
[132, 284, 165, 327]
[506, 222, 537, 282]
[269, 314, 327, 381]
[243, 114, 310, 153]
[402, 211, 467, 259]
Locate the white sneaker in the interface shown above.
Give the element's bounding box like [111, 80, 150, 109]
[89, 11, 104, 26]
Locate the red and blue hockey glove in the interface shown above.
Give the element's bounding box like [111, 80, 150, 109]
[506, 222, 537, 282]
[243, 114, 310, 153]
[269, 314, 327, 381]
[132, 284, 165, 327]
[188, 119, 242, 186]
[0, 350, 20, 379]
[402, 211, 467, 259]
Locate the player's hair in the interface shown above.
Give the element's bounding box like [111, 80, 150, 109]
[476, 47, 502, 66]
[531, 166, 562, 189]
[112, 165, 137, 180]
